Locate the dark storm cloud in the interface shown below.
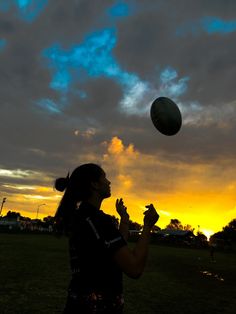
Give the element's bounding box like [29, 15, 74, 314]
[0, 0, 236, 192]
[115, 0, 236, 105]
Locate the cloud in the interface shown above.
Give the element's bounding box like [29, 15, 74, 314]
[36, 98, 62, 114]
[159, 210, 171, 217]
[74, 127, 97, 139]
[0, 168, 40, 179]
[103, 136, 139, 185]
[102, 136, 189, 196]
[40, 27, 152, 116]
[40, 21, 190, 116]
[181, 100, 236, 128]
[158, 67, 190, 98]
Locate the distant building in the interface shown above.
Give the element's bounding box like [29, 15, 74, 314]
[152, 229, 196, 246]
[0, 216, 22, 230]
[0, 216, 53, 233]
[129, 229, 142, 236]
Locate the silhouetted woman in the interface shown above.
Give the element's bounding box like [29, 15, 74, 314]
[54, 163, 159, 314]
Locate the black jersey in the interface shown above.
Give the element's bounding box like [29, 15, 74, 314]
[67, 202, 127, 297]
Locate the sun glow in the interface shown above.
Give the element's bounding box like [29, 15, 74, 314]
[201, 229, 214, 241]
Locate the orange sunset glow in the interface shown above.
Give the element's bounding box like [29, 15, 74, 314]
[1, 137, 235, 236]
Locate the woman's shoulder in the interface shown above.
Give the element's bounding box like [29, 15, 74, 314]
[98, 211, 118, 225]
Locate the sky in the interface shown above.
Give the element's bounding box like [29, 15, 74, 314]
[0, 0, 236, 237]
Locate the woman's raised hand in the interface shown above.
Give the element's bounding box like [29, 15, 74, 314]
[116, 198, 129, 222]
[143, 204, 159, 228]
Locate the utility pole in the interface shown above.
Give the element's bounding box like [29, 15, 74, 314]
[0, 197, 7, 216]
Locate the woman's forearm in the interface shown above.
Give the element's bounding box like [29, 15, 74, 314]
[131, 225, 152, 275]
[119, 218, 129, 242]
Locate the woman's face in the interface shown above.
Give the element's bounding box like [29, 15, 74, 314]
[95, 170, 111, 199]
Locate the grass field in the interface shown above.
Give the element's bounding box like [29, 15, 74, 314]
[0, 233, 236, 314]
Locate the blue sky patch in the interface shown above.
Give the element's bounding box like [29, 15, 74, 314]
[42, 28, 119, 94]
[177, 16, 236, 36]
[0, 38, 7, 51]
[107, 1, 131, 18]
[201, 17, 236, 34]
[0, 0, 48, 22]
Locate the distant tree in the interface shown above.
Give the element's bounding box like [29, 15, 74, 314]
[166, 219, 183, 230]
[196, 231, 207, 242]
[183, 224, 195, 232]
[223, 219, 236, 231]
[194, 231, 208, 248]
[33, 218, 43, 224]
[20, 216, 31, 222]
[43, 216, 55, 226]
[210, 231, 224, 240]
[211, 218, 236, 243]
[4, 211, 21, 220]
[222, 218, 236, 242]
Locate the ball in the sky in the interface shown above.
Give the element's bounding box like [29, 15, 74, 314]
[150, 97, 182, 136]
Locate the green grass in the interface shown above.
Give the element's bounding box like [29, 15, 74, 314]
[0, 233, 236, 314]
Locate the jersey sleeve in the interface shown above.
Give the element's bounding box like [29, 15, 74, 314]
[86, 213, 127, 255]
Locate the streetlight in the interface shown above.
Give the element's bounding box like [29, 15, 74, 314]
[0, 197, 7, 216]
[36, 203, 46, 220]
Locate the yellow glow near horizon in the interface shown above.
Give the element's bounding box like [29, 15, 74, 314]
[1, 136, 236, 235]
[2, 187, 235, 234]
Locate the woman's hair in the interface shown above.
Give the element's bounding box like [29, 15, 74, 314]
[53, 163, 104, 236]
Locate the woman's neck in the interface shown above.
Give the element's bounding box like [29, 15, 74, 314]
[86, 195, 102, 210]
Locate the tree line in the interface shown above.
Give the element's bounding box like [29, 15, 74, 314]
[1, 211, 236, 242]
